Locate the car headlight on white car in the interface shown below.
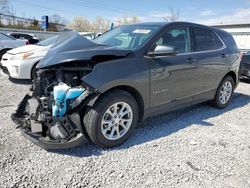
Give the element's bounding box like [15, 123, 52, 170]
[10, 52, 36, 60]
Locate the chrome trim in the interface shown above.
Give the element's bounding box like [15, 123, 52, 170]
[177, 31, 227, 56]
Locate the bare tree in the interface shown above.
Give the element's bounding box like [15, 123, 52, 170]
[0, 1, 18, 27]
[67, 16, 91, 32]
[131, 16, 139, 24]
[50, 14, 66, 25]
[115, 15, 140, 26]
[91, 16, 110, 33]
[50, 14, 66, 31]
[163, 7, 180, 22]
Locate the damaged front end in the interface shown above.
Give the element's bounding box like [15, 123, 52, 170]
[11, 69, 97, 150]
[11, 31, 131, 149]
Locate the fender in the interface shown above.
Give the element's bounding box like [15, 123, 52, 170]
[82, 57, 151, 113]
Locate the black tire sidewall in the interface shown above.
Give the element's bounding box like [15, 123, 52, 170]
[86, 91, 139, 148]
[31, 63, 38, 80]
[214, 76, 235, 108]
[0, 49, 8, 60]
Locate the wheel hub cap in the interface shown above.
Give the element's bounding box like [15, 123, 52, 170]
[219, 81, 233, 105]
[101, 102, 133, 141]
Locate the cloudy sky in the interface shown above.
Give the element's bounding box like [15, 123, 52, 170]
[9, 0, 250, 25]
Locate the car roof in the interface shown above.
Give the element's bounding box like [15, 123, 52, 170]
[128, 21, 216, 30]
[129, 22, 167, 27]
[9, 32, 34, 36]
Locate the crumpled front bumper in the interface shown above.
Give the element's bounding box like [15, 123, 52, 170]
[11, 94, 89, 150]
[20, 129, 88, 150]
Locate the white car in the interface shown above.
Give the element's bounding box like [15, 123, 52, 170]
[0, 35, 58, 79]
[0, 32, 28, 59]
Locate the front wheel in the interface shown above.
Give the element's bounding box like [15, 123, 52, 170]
[0, 49, 9, 60]
[83, 90, 139, 148]
[212, 76, 235, 108]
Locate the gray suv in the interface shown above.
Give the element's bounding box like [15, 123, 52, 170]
[12, 22, 241, 149]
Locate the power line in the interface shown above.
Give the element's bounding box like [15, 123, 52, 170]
[79, 0, 144, 14]
[12, 0, 87, 17]
[78, 0, 138, 14]
[12, 0, 143, 20]
[55, 0, 143, 15]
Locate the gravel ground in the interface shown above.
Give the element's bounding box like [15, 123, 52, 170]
[0, 75, 250, 188]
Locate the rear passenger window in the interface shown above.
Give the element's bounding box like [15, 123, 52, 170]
[192, 27, 224, 52]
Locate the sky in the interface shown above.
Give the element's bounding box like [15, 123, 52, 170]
[8, 0, 250, 25]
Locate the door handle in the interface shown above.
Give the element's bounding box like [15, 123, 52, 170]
[186, 58, 197, 64]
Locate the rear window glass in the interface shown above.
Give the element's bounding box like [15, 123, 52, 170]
[192, 27, 224, 52]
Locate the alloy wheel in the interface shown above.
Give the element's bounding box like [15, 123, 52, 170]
[219, 81, 233, 104]
[101, 102, 133, 141]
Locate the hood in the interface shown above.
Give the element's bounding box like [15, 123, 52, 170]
[37, 31, 132, 69]
[0, 39, 26, 49]
[7, 44, 43, 55]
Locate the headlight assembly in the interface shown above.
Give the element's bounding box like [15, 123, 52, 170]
[10, 52, 35, 60]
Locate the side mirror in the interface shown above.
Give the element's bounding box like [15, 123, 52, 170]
[148, 45, 176, 57]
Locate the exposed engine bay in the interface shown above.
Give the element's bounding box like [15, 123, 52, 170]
[11, 68, 97, 149]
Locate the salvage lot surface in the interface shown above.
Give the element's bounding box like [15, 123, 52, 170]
[0, 75, 250, 188]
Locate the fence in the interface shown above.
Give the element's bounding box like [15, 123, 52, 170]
[0, 13, 65, 32]
[0, 27, 59, 40]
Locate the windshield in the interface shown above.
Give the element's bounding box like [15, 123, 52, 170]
[0, 33, 15, 40]
[38, 35, 59, 46]
[94, 25, 160, 50]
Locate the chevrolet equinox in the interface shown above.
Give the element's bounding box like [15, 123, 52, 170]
[11, 22, 241, 149]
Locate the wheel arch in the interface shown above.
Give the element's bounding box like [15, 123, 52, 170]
[97, 85, 145, 122]
[224, 71, 237, 88]
[30, 61, 40, 79]
[0, 48, 12, 58]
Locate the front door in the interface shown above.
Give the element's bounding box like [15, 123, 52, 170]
[148, 26, 197, 116]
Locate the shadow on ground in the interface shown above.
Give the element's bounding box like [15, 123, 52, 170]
[53, 92, 250, 157]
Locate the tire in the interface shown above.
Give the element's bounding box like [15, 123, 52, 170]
[83, 90, 139, 148]
[31, 63, 38, 80]
[212, 76, 235, 108]
[0, 49, 9, 60]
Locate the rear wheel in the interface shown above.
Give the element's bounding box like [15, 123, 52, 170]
[83, 90, 139, 148]
[212, 76, 235, 108]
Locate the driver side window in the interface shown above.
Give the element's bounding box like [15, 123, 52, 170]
[155, 27, 191, 54]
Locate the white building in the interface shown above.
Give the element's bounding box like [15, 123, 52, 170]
[212, 23, 250, 51]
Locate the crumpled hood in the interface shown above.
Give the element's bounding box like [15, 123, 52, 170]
[37, 31, 132, 69]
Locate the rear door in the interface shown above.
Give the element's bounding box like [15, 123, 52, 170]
[190, 26, 229, 102]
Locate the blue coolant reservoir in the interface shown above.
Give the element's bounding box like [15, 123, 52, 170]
[52, 83, 85, 117]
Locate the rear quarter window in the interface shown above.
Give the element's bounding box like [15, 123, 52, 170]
[217, 31, 239, 53]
